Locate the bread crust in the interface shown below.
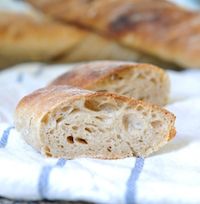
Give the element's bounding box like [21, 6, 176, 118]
[50, 61, 166, 88]
[28, 0, 200, 68]
[15, 85, 176, 158]
[0, 12, 86, 63]
[1, 11, 168, 68]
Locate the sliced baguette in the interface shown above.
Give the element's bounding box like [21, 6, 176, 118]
[15, 85, 176, 159]
[50, 61, 170, 106]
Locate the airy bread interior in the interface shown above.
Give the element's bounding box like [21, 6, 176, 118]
[90, 67, 169, 106]
[41, 94, 174, 159]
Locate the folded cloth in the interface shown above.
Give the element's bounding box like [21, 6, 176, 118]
[0, 63, 200, 204]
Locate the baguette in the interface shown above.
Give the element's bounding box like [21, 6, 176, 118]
[0, 11, 157, 68]
[0, 12, 85, 66]
[15, 85, 176, 159]
[50, 61, 170, 106]
[28, 0, 200, 68]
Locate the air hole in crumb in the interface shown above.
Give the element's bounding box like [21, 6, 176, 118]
[69, 108, 80, 114]
[99, 103, 117, 112]
[44, 146, 52, 157]
[84, 99, 100, 111]
[122, 115, 129, 131]
[150, 78, 157, 84]
[137, 74, 145, 79]
[95, 116, 103, 121]
[56, 117, 63, 123]
[96, 90, 107, 92]
[145, 71, 151, 75]
[76, 137, 88, 144]
[99, 129, 104, 133]
[151, 120, 162, 128]
[122, 91, 130, 95]
[46, 152, 52, 157]
[123, 114, 143, 131]
[142, 112, 148, 116]
[110, 74, 123, 80]
[58, 145, 64, 148]
[72, 126, 78, 130]
[136, 105, 144, 111]
[61, 106, 70, 112]
[138, 97, 145, 101]
[152, 113, 156, 118]
[107, 146, 112, 152]
[139, 139, 143, 143]
[117, 134, 121, 139]
[64, 123, 70, 126]
[85, 127, 92, 133]
[67, 136, 74, 144]
[85, 123, 98, 127]
[45, 146, 50, 152]
[49, 130, 54, 134]
[42, 114, 49, 124]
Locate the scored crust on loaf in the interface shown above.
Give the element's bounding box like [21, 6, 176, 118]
[15, 85, 176, 159]
[27, 0, 200, 68]
[0, 12, 87, 63]
[50, 61, 170, 106]
[0, 11, 174, 69]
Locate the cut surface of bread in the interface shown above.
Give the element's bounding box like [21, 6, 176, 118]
[27, 0, 200, 68]
[15, 86, 176, 159]
[50, 61, 170, 106]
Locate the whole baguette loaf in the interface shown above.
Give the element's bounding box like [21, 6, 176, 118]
[28, 0, 200, 68]
[0, 11, 159, 68]
[15, 85, 176, 159]
[50, 61, 170, 106]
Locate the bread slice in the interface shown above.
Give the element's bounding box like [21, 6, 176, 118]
[27, 0, 200, 68]
[15, 85, 176, 159]
[50, 61, 170, 106]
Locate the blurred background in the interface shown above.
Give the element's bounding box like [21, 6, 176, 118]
[0, 0, 200, 70]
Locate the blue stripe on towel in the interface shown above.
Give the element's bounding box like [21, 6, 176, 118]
[125, 157, 144, 204]
[0, 126, 14, 148]
[34, 66, 44, 77]
[16, 73, 24, 83]
[38, 158, 67, 198]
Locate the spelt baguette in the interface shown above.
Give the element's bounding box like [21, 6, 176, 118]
[28, 0, 200, 68]
[0, 11, 157, 68]
[50, 61, 170, 106]
[15, 85, 176, 159]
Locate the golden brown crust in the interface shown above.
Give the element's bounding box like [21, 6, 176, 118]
[50, 61, 165, 88]
[28, 0, 200, 68]
[0, 11, 86, 63]
[16, 85, 175, 132]
[168, 127, 176, 141]
[1, 11, 170, 68]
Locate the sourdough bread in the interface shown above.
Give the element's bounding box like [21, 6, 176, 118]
[15, 85, 176, 159]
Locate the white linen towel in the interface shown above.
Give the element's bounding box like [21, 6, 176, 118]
[0, 63, 200, 204]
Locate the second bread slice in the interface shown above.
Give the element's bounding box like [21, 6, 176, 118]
[50, 61, 170, 106]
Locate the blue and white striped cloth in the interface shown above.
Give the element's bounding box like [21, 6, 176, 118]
[0, 63, 200, 204]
